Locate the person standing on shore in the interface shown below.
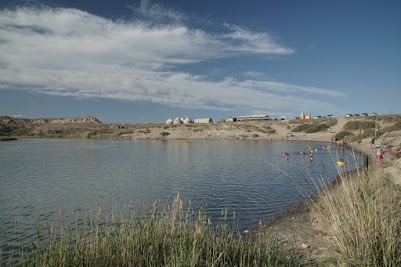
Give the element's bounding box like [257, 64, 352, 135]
[377, 146, 383, 166]
[370, 137, 375, 149]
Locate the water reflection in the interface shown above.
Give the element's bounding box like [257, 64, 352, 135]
[0, 139, 361, 262]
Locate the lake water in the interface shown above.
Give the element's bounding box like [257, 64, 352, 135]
[0, 138, 360, 260]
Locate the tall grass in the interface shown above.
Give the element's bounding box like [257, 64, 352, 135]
[9, 194, 302, 267]
[269, 147, 401, 266]
[313, 166, 401, 266]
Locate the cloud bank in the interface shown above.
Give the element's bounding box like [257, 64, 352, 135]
[0, 4, 344, 115]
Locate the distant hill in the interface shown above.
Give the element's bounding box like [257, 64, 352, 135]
[0, 116, 102, 136]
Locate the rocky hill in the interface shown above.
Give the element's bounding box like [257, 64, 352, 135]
[0, 116, 102, 136]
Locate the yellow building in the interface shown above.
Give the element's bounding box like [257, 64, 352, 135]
[300, 113, 311, 120]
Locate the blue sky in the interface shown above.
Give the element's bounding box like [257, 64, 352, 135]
[0, 0, 400, 123]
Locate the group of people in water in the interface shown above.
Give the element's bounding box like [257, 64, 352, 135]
[282, 146, 327, 161]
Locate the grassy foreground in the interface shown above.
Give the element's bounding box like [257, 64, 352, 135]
[7, 194, 301, 267]
[313, 166, 401, 266]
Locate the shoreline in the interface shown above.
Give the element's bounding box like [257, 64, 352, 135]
[0, 136, 18, 141]
[255, 138, 400, 264]
[2, 115, 401, 265]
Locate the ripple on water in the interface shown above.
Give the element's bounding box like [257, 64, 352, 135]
[0, 139, 360, 261]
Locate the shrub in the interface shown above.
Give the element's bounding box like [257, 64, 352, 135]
[346, 134, 360, 143]
[160, 131, 170, 137]
[251, 133, 259, 138]
[291, 123, 330, 133]
[117, 129, 134, 136]
[139, 128, 151, 134]
[378, 122, 401, 136]
[359, 128, 375, 138]
[259, 126, 276, 135]
[343, 121, 375, 131]
[335, 131, 353, 141]
[379, 114, 401, 124]
[193, 128, 204, 132]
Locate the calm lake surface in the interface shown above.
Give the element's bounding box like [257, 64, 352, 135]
[0, 138, 360, 260]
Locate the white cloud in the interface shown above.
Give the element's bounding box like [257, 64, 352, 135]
[0, 5, 344, 116]
[224, 25, 294, 55]
[129, 0, 184, 24]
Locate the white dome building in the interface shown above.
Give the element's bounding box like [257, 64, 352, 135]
[165, 118, 173, 126]
[183, 117, 193, 124]
[173, 117, 182, 125]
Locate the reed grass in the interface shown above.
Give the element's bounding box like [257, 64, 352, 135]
[268, 147, 401, 265]
[9, 194, 301, 267]
[313, 162, 401, 266]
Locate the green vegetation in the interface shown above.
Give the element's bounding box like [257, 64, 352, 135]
[341, 119, 401, 139]
[192, 128, 204, 132]
[289, 118, 336, 134]
[258, 125, 276, 135]
[343, 120, 375, 131]
[160, 131, 170, 137]
[378, 114, 401, 124]
[336, 120, 378, 141]
[138, 128, 151, 134]
[12, 195, 301, 267]
[334, 131, 353, 141]
[289, 118, 337, 126]
[239, 124, 257, 132]
[291, 123, 330, 133]
[313, 170, 401, 266]
[377, 122, 401, 138]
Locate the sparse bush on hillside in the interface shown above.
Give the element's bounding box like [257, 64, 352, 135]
[240, 124, 256, 130]
[117, 129, 134, 136]
[360, 128, 375, 138]
[291, 123, 330, 133]
[251, 133, 259, 138]
[343, 121, 375, 131]
[378, 114, 401, 124]
[377, 122, 401, 137]
[160, 131, 170, 137]
[138, 128, 151, 134]
[238, 134, 248, 139]
[289, 118, 337, 127]
[258, 125, 276, 135]
[192, 128, 204, 132]
[335, 131, 353, 141]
